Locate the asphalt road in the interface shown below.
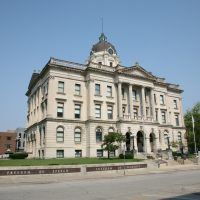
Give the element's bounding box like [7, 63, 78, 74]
[0, 170, 200, 200]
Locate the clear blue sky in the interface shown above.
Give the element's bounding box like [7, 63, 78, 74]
[0, 0, 200, 131]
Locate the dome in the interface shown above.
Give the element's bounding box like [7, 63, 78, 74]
[91, 33, 117, 55]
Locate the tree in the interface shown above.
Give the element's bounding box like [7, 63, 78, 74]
[184, 102, 200, 154]
[101, 132, 126, 159]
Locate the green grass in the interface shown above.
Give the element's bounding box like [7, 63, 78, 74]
[0, 158, 142, 167]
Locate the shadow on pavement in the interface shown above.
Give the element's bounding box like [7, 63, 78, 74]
[160, 192, 200, 199]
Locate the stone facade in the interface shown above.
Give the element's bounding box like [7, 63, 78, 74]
[25, 33, 186, 158]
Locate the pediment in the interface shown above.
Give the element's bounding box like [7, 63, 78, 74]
[120, 65, 156, 79]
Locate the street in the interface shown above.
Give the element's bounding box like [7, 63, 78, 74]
[0, 170, 200, 200]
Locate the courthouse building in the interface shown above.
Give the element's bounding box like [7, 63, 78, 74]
[25, 33, 186, 158]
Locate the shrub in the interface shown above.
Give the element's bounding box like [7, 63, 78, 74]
[9, 152, 28, 159]
[147, 155, 154, 159]
[119, 153, 134, 159]
[119, 153, 124, 159]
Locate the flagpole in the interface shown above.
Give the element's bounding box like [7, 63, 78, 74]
[192, 115, 197, 156]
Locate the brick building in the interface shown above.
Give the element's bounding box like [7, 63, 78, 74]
[0, 131, 17, 155]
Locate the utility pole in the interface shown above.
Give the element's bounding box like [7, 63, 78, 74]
[192, 115, 197, 157]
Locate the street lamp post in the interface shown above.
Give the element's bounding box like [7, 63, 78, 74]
[192, 115, 198, 157]
[123, 144, 126, 176]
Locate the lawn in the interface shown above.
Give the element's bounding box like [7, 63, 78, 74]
[0, 157, 142, 167]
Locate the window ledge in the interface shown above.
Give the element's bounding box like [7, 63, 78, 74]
[75, 142, 81, 144]
[106, 96, 113, 99]
[95, 94, 102, 97]
[57, 92, 66, 95]
[74, 94, 82, 97]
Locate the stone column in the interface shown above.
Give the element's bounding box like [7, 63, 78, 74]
[129, 84, 133, 119]
[118, 82, 123, 119]
[145, 136, 151, 154]
[134, 135, 138, 153]
[141, 86, 146, 119]
[150, 88, 155, 121]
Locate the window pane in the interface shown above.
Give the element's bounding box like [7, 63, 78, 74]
[75, 104, 81, 118]
[58, 81, 64, 93]
[174, 100, 178, 109]
[56, 150, 64, 158]
[97, 149, 103, 157]
[74, 128, 81, 142]
[95, 104, 101, 118]
[107, 86, 112, 97]
[132, 90, 137, 100]
[95, 84, 100, 95]
[75, 84, 81, 95]
[56, 127, 64, 142]
[96, 128, 102, 142]
[75, 150, 82, 157]
[107, 106, 113, 119]
[160, 95, 164, 105]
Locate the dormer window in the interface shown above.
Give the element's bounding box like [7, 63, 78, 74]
[108, 48, 114, 55]
[110, 62, 113, 67]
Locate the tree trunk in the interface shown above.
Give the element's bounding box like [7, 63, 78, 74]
[108, 151, 110, 159]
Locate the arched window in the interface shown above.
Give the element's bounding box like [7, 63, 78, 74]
[74, 128, 81, 142]
[56, 127, 64, 142]
[96, 127, 102, 142]
[164, 133, 168, 145]
[108, 127, 114, 133]
[177, 132, 182, 142]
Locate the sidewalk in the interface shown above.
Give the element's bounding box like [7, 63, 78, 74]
[0, 161, 199, 186]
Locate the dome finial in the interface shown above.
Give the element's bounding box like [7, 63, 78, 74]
[99, 32, 107, 42]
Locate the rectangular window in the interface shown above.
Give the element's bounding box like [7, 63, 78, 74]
[107, 105, 113, 119]
[7, 137, 11, 140]
[174, 99, 178, 109]
[122, 106, 126, 114]
[75, 150, 82, 158]
[56, 150, 64, 158]
[175, 114, 179, 126]
[155, 109, 158, 121]
[132, 90, 137, 101]
[107, 86, 112, 97]
[97, 149, 103, 157]
[133, 108, 138, 119]
[161, 111, 166, 123]
[95, 84, 100, 95]
[57, 102, 64, 117]
[95, 104, 101, 118]
[160, 95, 164, 105]
[75, 84, 81, 95]
[74, 104, 81, 119]
[58, 81, 64, 93]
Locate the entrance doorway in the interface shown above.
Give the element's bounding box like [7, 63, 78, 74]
[137, 131, 144, 152]
[126, 132, 131, 151]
